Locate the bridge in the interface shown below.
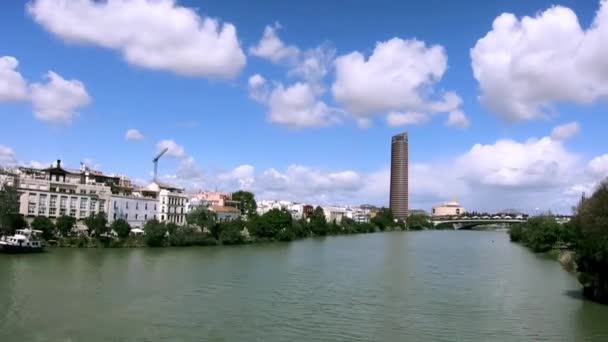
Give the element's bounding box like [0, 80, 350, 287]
[431, 216, 527, 230]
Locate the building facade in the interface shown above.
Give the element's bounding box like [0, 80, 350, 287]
[15, 161, 112, 229]
[432, 200, 465, 217]
[390, 132, 409, 220]
[108, 194, 158, 228]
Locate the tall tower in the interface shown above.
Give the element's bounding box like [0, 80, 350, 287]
[390, 132, 408, 220]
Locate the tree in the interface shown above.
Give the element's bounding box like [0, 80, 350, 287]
[111, 219, 131, 239]
[0, 184, 23, 236]
[371, 208, 393, 231]
[144, 219, 167, 247]
[570, 179, 608, 303]
[85, 212, 108, 237]
[232, 191, 257, 218]
[31, 216, 55, 240]
[250, 208, 292, 239]
[56, 215, 76, 237]
[407, 213, 431, 231]
[309, 206, 327, 236]
[187, 206, 217, 230]
[219, 220, 246, 245]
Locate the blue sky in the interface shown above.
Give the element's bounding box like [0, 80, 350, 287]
[1, 0, 608, 213]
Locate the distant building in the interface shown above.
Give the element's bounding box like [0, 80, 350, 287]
[108, 192, 158, 229]
[210, 205, 241, 221]
[432, 200, 465, 217]
[144, 181, 189, 226]
[302, 205, 314, 219]
[15, 160, 112, 229]
[323, 206, 346, 223]
[390, 132, 409, 220]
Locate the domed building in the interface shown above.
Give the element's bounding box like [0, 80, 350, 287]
[432, 200, 465, 218]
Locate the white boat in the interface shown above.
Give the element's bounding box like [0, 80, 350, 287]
[0, 229, 45, 253]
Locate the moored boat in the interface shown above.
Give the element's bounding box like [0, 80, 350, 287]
[0, 229, 45, 253]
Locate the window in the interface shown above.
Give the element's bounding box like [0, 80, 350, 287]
[135, 214, 138, 220]
[70, 209, 77, 217]
[99, 200, 105, 213]
[113, 201, 118, 209]
[161, 215, 164, 221]
[113, 213, 117, 220]
[80, 189, 86, 194]
[69, 189, 76, 194]
[145, 203, 148, 210]
[136, 202, 139, 210]
[80, 198, 88, 210]
[125, 213, 128, 219]
[126, 201, 129, 209]
[162, 197, 166, 205]
[154, 204, 157, 211]
[70, 197, 77, 209]
[50, 195, 57, 208]
[28, 193, 36, 215]
[144, 214, 147, 220]
[60, 196, 68, 209]
[90, 199, 97, 211]
[80, 210, 88, 218]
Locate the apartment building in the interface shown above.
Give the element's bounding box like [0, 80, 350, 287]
[16, 161, 112, 228]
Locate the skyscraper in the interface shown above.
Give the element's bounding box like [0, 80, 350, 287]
[390, 132, 408, 220]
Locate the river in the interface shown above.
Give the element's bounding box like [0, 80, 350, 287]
[1, 231, 608, 341]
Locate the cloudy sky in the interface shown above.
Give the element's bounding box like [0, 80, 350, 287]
[1, 0, 608, 213]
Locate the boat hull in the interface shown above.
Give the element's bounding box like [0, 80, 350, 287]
[0, 244, 44, 253]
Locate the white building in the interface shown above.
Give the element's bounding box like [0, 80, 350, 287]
[432, 200, 465, 217]
[15, 161, 112, 229]
[108, 193, 158, 228]
[144, 182, 189, 226]
[323, 206, 347, 223]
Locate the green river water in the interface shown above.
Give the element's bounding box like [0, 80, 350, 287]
[1, 230, 608, 341]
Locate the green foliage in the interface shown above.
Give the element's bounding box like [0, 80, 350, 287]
[187, 206, 217, 230]
[0, 185, 24, 236]
[56, 215, 76, 237]
[249, 208, 292, 239]
[166, 222, 178, 235]
[31, 216, 55, 240]
[371, 208, 393, 231]
[219, 220, 246, 245]
[407, 213, 430, 231]
[508, 224, 525, 242]
[509, 216, 561, 252]
[144, 219, 167, 247]
[309, 206, 328, 236]
[111, 219, 131, 239]
[232, 191, 257, 218]
[570, 180, 608, 304]
[84, 212, 108, 237]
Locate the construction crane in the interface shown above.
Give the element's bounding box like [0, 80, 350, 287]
[153, 148, 169, 182]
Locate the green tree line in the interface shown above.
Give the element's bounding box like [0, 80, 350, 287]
[509, 180, 608, 304]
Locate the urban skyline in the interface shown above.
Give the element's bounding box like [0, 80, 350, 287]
[1, 0, 608, 214]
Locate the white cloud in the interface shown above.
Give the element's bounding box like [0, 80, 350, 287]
[386, 112, 428, 126]
[446, 110, 470, 128]
[28, 0, 246, 79]
[218, 164, 255, 190]
[156, 139, 186, 158]
[29, 71, 91, 123]
[0, 145, 16, 165]
[332, 37, 464, 125]
[588, 154, 608, 177]
[288, 44, 335, 88]
[248, 74, 269, 102]
[249, 23, 299, 63]
[125, 128, 144, 141]
[266, 82, 339, 128]
[0, 56, 28, 101]
[551, 122, 580, 140]
[471, 1, 608, 121]
[255, 165, 362, 203]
